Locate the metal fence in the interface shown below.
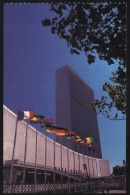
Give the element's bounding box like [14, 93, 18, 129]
[3, 183, 89, 194]
[3, 178, 125, 194]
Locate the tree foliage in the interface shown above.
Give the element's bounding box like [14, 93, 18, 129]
[42, 2, 126, 120]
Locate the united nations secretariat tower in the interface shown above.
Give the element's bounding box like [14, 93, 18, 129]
[3, 65, 110, 194]
[56, 65, 102, 158]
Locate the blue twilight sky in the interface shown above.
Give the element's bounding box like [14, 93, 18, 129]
[3, 4, 126, 173]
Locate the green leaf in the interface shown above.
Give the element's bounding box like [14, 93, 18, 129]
[51, 26, 56, 34]
[52, 17, 58, 25]
[87, 54, 95, 64]
[42, 19, 51, 26]
[70, 49, 80, 55]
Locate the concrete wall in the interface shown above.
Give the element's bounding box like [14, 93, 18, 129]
[99, 159, 111, 177]
[3, 105, 110, 178]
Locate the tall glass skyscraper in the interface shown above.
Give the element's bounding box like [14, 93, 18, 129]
[56, 65, 102, 158]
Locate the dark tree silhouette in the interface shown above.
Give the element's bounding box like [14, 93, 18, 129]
[42, 2, 126, 120]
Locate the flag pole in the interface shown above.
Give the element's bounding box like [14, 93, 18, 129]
[44, 127, 47, 192]
[87, 145, 91, 191]
[78, 144, 82, 192]
[66, 138, 70, 193]
[53, 133, 56, 193]
[91, 144, 95, 189]
[93, 142, 99, 188]
[82, 144, 88, 179]
[82, 144, 85, 177]
[22, 120, 29, 185]
[72, 139, 76, 192]
[82, 144, 89, 191]
[34, 125, 38, 191]
[91, 144, 94, 177]
[60, 136, 63, 193]
[9, 109, 19, 187]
